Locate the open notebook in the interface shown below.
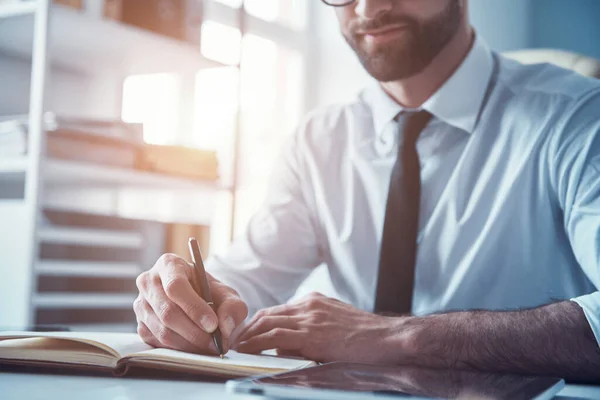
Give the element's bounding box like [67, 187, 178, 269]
[0, 331, 316, 377]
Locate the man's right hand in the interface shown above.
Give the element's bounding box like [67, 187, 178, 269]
[134, 254, 248, 354]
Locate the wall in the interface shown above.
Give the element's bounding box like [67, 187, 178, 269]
[469, 0, 532, 51]
[530, 0, 600, 59]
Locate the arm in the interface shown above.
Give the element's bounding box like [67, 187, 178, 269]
[235, 294, 600, 383]
[393, 301, 600, 382]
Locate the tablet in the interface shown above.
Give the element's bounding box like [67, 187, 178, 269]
[226, 362, 564, 400]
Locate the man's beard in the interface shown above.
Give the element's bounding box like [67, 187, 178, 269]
[343, 1, 462, 82]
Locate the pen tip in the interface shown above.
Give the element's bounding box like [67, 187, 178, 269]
[220, 354, 224, 359]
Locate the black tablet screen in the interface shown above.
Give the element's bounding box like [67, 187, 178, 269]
[250, 362, 562, 400]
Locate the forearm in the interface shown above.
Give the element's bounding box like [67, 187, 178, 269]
[391, 301, 600, 382]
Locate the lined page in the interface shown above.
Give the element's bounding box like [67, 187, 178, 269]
[130, 347, 316, 371]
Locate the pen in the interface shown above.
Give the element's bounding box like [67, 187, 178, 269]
[188, 237, 225, 358]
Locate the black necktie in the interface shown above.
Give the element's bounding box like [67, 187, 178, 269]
[374, 110, 433, 315]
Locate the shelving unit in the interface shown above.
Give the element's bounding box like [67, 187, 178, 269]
[65, 323, 136, 333]
[38, 226, 144, 248]
[0, 1, 36, 18]
[1, 156, 221, 190]
[35, 261, 140, 278]
[33, 293, 137, 309]
[0, 0, 224, 331]
[0, 157, 28, 174]
[0, 1, 221, 74]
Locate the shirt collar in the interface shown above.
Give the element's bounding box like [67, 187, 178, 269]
[361, 35, 494, 137]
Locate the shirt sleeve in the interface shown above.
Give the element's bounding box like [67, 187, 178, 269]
[551, 89, 600, 346]
[205, 126, 323, 316]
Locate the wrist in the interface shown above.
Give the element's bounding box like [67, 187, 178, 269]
[379, 315, 423, 365]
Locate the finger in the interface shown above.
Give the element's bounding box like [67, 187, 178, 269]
[238, 316, 298, 343]
[141, 274, 215, 350]
[276, 348, 302, 358]
[254, 303, 298, 318]
[141, 298, 218, 354]
[211, 283, 248, 338]
[237, 304, 297, 339]
[137, 321, 161, 348]
[237, 329, 304, 355]
[157, 259, 219, 333]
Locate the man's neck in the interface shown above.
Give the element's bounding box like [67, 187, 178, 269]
[380, 25, 475, 109]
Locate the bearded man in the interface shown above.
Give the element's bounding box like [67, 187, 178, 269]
[134, 0, 600, 382]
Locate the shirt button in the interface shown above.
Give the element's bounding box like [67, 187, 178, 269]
[376, 123, 397, 156]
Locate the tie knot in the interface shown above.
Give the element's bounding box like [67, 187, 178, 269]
[397, 110, 433, 148]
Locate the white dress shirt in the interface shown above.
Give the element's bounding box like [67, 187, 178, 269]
[207, 36, 600, 346]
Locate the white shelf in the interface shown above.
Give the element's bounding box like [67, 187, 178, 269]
[38, 226, 143, 249]
[0, 1, 37, 19]
[1, 156, 219, 191]
[33, 293, 136, 309]
[0, 157, 27, 174]
[46, 159, 218, 190]
[66, 323, 136, 333]
[36, 261, 140, 278]
[0, 3, 224, 74]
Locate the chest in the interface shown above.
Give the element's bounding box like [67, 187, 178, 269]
[313, 115, 558, 260]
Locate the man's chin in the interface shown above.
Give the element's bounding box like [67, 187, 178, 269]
[358, 54, 425, 82]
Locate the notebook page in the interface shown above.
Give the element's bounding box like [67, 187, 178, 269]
[129, 347, 315, 371]
[0, 332, 152, 358]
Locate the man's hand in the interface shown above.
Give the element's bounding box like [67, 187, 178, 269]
[235, 292, 399, 363]
[134, 254, 248, 354]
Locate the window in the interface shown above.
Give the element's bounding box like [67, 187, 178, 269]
[200, 21, 242, 66]
[122, 0, 310, 252]
[214, 0, 307, 30]
[235, 34, 304, 232]
[121, 74, 179, 145]
[245, 0, 307, 30]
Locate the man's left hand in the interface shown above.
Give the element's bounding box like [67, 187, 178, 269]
[235, 292, 401, 363]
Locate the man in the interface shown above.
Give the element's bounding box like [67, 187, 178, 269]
[134, 0, 600, 381]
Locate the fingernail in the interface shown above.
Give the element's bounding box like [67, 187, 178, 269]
[201, 316, 218, 332]
[222, 316, 236, 337]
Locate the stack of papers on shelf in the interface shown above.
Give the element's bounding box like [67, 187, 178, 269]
[138, 144, 219, 181]
[0, 113, 144, 145]
[0, 113, 220, 181]
[0, 113, 144, 168]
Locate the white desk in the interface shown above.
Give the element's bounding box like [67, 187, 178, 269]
[1, 372, 600, 400]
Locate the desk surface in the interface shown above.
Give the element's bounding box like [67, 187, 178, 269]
[1, 371, 599, 400]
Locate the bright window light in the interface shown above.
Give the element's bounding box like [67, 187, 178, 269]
[245, 0, 278, 22]
[194, 67, 240, 150]
[245, 0, 307, 30]
[240, 34, 278, 131]
[121, 73, 179, 145]
[194, 32, 304, 235]
[194, 67, 240, 188]
[201, 21, 242, 65]
[214, 0, 242, 7]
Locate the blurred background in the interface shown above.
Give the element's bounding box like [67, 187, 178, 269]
[0, 0, 599, 332]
